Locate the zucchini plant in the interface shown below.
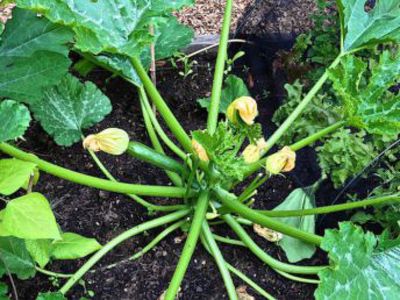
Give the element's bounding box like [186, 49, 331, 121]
[0, 0, 399, 299]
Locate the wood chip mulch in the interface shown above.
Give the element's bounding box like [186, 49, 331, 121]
[176, 0, 255, 35]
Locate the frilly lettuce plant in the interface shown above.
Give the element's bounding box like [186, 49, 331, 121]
[0, 1, 400, 299]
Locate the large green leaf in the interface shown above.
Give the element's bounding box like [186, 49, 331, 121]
[329, 51, 400, 136]
[338, 0, 400, 51]
[1, 193, 61, 240]
[273, 185, 317, 262]
[17, 0, 193, 57]
[198, 75, 250, 113]
[0, 8, 72, 102]
[0, 8, 73, 57]
[315, 222, 400, 299]
[0, 237, 35, 280]
[30, 74, 112, 146]
[0, 100, 30, 142]
[51, 232, 101, 260]
[0, 159, 37, 196]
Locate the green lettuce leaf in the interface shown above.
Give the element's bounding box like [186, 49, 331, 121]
[0, 159, 37, 196]
[198, 75, 250, 113]
[317, 129, 378, 188]
[0, 8, 72, 102]
[329, 51, 400, 136]
[338, 0, 400, 51]
[0, 237, 35, 280]
[315, 222, 400, 299]
[30, 74, 112, 146]
[273, 184, 317, 263]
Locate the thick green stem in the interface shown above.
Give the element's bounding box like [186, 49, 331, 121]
[165, 191, 209, 300]
[139, 86, 187, 160]
[59, 209, 190, 294]
[202, 221, 238, 300]
[0, 142, 186, 198]
[87, 149, 186, 212]
[222, 215, 326, 275]
[214, 187, 322, 245]
[200, 235, 275, 300]
[260, 55, 343, 156]
[131, 57, 192, 153]
[258, 194, 400, 217]
[139, 91, 183, 187]
[207, 0, 234, 134]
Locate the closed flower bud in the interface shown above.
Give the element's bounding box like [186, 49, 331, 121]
[192, 139, 209, 162]
[242, 138, 267, 163]
[83, 128, 129, 155]
[266, 146, 296, 174]
[227, 96, 258, 125]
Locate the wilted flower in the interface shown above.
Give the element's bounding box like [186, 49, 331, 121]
[242, 138, 267, 163]
[192, 139, 209, 162]
[253, 224, 283, 242]
[227, 96, 258, 125]
[266, 146, 296, 174]
[83, 128, 129, 155]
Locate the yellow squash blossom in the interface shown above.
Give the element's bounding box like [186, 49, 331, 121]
[266, 146, 296, 174]
[227, 96, 258, 125]
[83, 128, 129, 156]
[242, 138, 267, 163]
[192, 139, 209, 162]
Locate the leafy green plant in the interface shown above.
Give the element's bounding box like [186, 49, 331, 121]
[0, 1, 399, 299]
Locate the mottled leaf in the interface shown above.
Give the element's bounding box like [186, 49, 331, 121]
[0, 8, 72, 102]
[0, 100, 30, 142]
[315, 222, 400, 299]
[30, 75, 112, 146]
[0, 237, 35, 280]
[338, 0, 400, 51]
[0, 159, 36, 196]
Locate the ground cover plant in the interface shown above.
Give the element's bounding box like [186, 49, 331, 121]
[0, 0, 399, 299]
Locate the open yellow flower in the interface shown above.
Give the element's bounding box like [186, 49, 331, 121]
[83, 128, 129, 156]
[266, 146, 296, 174]
[192, 139, 209, 162]
[242, 138, 267, 163]
[227, 96, 258, 125]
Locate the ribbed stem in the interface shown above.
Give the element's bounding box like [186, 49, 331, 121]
[0, 142, 186, 198]
[207, 0, 234, 134]
[164, 191, 209, 300]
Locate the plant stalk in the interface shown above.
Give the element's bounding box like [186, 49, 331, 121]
[222, 215, 326, 274]
[59, 209, 190, 294]
[130, 57, 192, 152]
[214, 187, 322, 245]
[260, 54, 343, 156]
[202, 221, 238, 300]
[164, 191, 209, 300]
[0, 142, 187, 198]
[258, 194, 400, 217]
[207, 0, 234, 135]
